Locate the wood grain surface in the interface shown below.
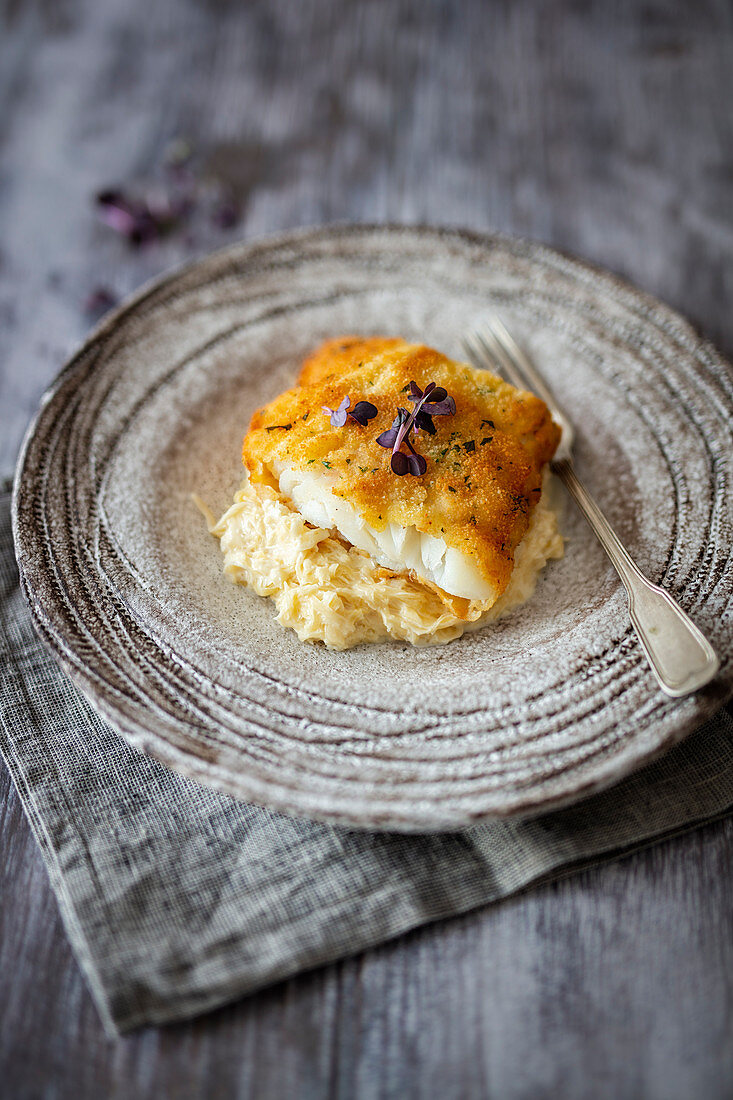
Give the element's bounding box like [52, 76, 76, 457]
[1, 0, 732, 1096]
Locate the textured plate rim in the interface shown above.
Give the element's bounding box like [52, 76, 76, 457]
[11, 222, 733, 831]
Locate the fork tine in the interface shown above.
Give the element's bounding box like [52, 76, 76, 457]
[462, 328, 523, 389]
[461, 332, 484, 364]
[486, 315, 557, 410]
[461, 332, 496, 374]
[465, 317, 575, 461]
[475, 326, 526, 390]
[462, 329, 513, 385]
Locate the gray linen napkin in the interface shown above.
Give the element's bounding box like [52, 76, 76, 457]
[2, 478, 732, 1035]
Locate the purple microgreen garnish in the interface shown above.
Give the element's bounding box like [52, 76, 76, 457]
[389, 434, 427, 476]
[403, 439, 427, 476]
[322, 396, 378, 428]
[376, 409, 409, 449]
[408, 381, 456, 426]
[377, 381, 456, 476]
[390, 451, 409, 475]
[349, 400, 378, 425]
[414, 409, 437, 435]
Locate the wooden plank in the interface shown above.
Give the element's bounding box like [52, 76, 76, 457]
[2, 0, 732, 1095]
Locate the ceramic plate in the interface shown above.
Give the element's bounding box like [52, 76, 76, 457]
[12, 226, 733, 830]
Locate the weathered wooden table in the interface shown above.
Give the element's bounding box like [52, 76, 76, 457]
[2, 2, 732, 1096]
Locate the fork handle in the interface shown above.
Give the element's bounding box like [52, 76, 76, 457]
[552, 459, 719, 697]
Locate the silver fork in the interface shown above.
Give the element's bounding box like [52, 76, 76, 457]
[462, 317, 719, 698]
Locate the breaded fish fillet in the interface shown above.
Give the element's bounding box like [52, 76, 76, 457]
[243, 337, 560, 604]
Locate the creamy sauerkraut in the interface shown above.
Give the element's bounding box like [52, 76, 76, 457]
[198, 472, 563, 650]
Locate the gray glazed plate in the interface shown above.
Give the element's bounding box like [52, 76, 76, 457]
[12, 225, 733, 831]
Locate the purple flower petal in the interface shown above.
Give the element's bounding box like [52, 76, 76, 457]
[322, 396, 351, 427]
[332, 396, 350, 426]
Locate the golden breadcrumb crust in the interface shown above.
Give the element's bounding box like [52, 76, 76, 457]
[243, 337, 560, 598]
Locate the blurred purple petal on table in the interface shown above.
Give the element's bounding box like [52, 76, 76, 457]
[83, 286, 119, 321]
[95, 189, 172, 246]
[211, 189, 240, 228]
[93, 139, 241, 247]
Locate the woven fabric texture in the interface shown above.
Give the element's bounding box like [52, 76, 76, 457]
[2, 479, 732, 1034]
